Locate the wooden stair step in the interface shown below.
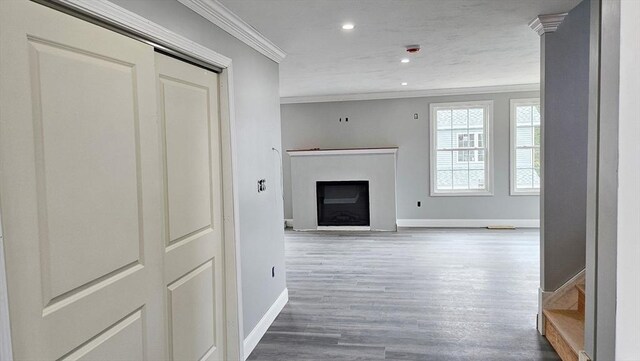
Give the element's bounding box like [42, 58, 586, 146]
[576, 283, 585, 314]
[544, 309, 585, 361]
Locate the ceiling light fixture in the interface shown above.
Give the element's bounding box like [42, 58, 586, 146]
[342, 23, 355, 30]
[401, 82, 408, 86]
[401, 58, 410, 63]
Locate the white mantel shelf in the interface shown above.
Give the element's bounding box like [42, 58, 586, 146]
[286, 147, 398, 157]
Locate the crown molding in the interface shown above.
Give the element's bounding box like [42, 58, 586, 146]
[529, 13, 568, 36]
[177, 0, 286, 63]
[280, 83, 540, 104]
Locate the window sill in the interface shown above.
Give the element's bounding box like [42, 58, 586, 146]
[510, 190, 540, 196]
[430, 190, 494, 197]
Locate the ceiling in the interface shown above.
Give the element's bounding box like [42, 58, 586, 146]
[219, 0, 580, 99]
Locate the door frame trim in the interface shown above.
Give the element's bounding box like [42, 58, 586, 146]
[586, 0, 621, 359]
[47, 0, 232, 69]
[0, 218, 13, 361]
[0, 1, 245, 359]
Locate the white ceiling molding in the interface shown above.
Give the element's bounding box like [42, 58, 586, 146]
[177, 0, 286, 63]
[280, 84, 540, 104]
[528, 13, 568, 36]
[54, 0, 232, 68]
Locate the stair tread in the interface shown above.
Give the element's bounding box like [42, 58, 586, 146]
[544, 309, 585, 354]
[576, 283, 585, 295]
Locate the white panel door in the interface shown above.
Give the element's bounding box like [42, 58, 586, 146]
[155, 53, 225, 361]
[0, 1, 165, 360]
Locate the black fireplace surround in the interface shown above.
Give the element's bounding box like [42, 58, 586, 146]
[316, 181, 370, 226]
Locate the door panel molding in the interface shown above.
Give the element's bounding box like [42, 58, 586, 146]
[58, 308, 145, 361]
[28, 37, 145, 306]
[167, 260, 216, 361]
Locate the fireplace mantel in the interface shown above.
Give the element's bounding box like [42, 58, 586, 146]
[287, 147, 398, 157]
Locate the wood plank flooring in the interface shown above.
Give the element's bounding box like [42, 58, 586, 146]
[247, 228, 560, 361]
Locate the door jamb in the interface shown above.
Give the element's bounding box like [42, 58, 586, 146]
[0, 1, 245, 359]
[586, 0, 621, 359]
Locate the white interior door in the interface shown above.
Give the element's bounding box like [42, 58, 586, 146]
[155, 53, 225, 361]
[0, 1, 165, 359]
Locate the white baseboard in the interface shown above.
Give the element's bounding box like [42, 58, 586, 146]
[396, 219, 540, 228]
[243, 288, 288, 360]
[538, 287, 552, 335]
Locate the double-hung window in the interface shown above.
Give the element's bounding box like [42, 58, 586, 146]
[430, 101, 493, 196]
[510, 99, 541, 195]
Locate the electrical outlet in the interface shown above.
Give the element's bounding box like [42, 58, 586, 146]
[257, 179, 266, 193]
[417, 201, 421, 207]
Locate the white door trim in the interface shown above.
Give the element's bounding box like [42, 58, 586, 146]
[52, 0, 232, 68]
[0, 217, 13, 361]
[218, 63, 245, 361]
[0, 1, 244, 359]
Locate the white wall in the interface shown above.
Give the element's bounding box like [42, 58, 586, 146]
[615, 0, 640, 358]
[281, 91, 540, 223]
[108, 0, 286, 341]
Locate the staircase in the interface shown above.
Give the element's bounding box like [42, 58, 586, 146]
[543, 283, 586, 361]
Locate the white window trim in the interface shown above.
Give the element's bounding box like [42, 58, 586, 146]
[429, 100, 494, 196]
[510, 98, 541, 196]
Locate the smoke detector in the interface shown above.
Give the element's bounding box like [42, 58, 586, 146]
[405, 45, 421, 54]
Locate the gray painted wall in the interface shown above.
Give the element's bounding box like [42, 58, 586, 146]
[109, 0, 286, 338]
[540, 0, 590, 292]
[281, 91, 540, 221]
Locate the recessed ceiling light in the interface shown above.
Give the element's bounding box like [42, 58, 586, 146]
[401, 58, 410, 63]
[342, 23, 355, 30]
[401, 82, 408, 86]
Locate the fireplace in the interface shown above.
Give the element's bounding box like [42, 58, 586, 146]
[316, 181, 370, 226]
[288, 147, 397, 231]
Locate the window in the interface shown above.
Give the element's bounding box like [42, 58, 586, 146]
[510, 99, 541, 195]
[430, 101, 493, 196]
[456, 133, 484, 162]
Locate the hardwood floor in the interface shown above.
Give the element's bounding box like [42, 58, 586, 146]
[247, 228, 560, 361]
